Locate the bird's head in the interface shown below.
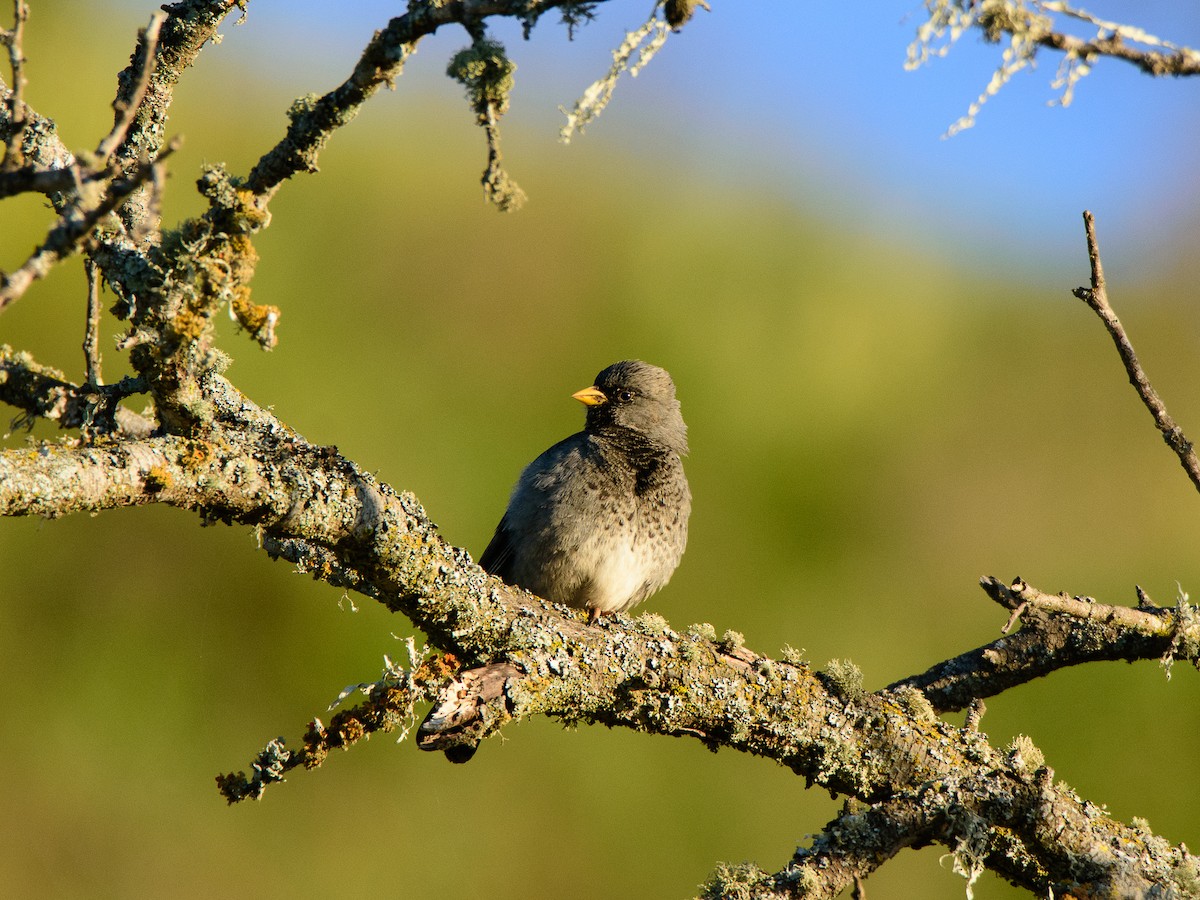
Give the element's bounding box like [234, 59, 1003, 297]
[573, 360, 688, 455]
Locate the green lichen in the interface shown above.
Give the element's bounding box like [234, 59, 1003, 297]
[779, 643, 806, 666]
[1006, 734, 1045, 774]
[446, 39, 516, 121]
[718, 630, 745, 653]
[445, 37, 525, 211]
[699, 861, 774, 900]
[288, 92, 320, 121]
[1172, 858, 1200, 895]
[888, 683, 937, 723]
[823, 658, 865, 701]
[636, 612, 670, 636]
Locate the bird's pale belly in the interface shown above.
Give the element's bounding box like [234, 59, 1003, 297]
[573, 532, 651, 614]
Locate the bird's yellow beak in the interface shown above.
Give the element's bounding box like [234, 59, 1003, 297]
[571, 386, 607, 407]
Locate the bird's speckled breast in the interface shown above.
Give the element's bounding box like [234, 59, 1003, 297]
[506, 432, 690, 613]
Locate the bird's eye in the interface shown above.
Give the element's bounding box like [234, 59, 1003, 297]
[616, 389, 635, 403]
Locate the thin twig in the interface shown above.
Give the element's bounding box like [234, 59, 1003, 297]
[1001, 600, 1028, 633]
[1030, 19, 1200, 78]
[83, 258, 102, 387]
[0, 138, 180, 311]
[1, 0, 28, 169]
[0, 163, 86, 199]
[96, 12, 166, 163]
[1072, 210, 1200, 495]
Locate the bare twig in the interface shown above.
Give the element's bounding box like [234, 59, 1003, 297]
[1, 0, 28, 169]
[83, 259, 102, 388]
[95, 12, 166, 163]
[1073, 210, 1200, 495]
[1001, 599, 1028, 633]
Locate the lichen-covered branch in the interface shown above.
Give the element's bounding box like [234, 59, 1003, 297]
[104, 0, 245, 234]
[218, 457, 1200, 895]
[96, 12, 165, 165]
[6, 348, 1186, 895]
[243, 0, 618, 201]
[0, 432, 267, 519]
[0, 82, 75, 194]
[0, 141, 177, 310]
[447, 35, 525, 210]
[1, 345, 154, 438]
[559, 5, 672, 143]
[909, 1, 1200, 134]
[1010, 2, 1200, 78]
[217, 648, 458, 802]
[702, 796, 939, 899]
[890, 576, 1200, 712]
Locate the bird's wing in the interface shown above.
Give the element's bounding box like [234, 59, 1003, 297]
[477, 514, 517, 580]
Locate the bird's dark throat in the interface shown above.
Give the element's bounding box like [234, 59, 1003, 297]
[596, 425, 679, 494]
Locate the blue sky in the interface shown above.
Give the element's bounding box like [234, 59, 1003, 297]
[119, 1, 1200, 280]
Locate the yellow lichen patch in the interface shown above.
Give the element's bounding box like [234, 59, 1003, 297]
[230, 285, 280, 351]
[233, 188, 271, 231]
[178, 440, 215, 471]
[335, 716, 366, 746]
[143, 465, 173, 493]
[413, 652, 460, 691]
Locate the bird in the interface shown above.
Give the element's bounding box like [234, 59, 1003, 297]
[478, 360, 691, 623]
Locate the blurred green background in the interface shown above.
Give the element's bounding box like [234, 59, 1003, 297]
[3, 3, 1200, 898]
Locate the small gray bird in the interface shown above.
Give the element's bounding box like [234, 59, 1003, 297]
[479, 360, 691, 622]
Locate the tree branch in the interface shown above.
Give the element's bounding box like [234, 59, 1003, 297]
[991, 3, 1200, 79]
[1072, 210, 1200, 496]
[244, 0, 604, 200]
[1, 0, 29, 169]
[9, 359, 1192, 894]
[0, 346, 153, 438]
[890, 576, 1200, 711]
[703, 796, 939, 899]
[104, 0, 244, 235]
[82, 259, 103, 390]
[0, 140, 179, 310]
[217, 648, 458, 802]
[0, 433, 268, 518]
[96, 12, 166, 164]
[0, 82, 76, 198]
[908, 3, 1200, 134]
